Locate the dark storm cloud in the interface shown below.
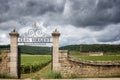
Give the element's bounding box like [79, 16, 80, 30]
[95, 25, 120, 42]
[0, 20, 22, 31]
[26, 0, 64, 15]
[0, 0, 66, 27]
[0, 0, 9, 14]
[0, 0, 9, 23]
[0, 0, 120, 30]
[97, 32, 120, 42]
[63, 0, 120, 30]
[0, 0, 120, 45]
[94, 0, 120, 24]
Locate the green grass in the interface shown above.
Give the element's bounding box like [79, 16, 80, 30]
[21, 54, 51, 65]
[72, 55, 120, 61]
[0, 74, 15, 79]
[21, 56, 62, 79]
[21, 63, 63, 79]
[21, 63, 51, 79]
[104, 52, 120, 55]
[21, 54, 120, 80]
[21, 54, 51, 73]
[69, 51, 120, 61]
[48, 71, 62, 79]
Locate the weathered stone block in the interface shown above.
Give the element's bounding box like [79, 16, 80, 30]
[0, 50, 10, 74]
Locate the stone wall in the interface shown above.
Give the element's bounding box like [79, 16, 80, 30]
[59, 50, 120, 77]
[0, 50, 10, 74]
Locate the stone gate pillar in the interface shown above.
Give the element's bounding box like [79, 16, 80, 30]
[52, 29, 60, 71]
[9, 29, 19, 77]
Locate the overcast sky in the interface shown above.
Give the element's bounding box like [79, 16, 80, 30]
[0, 0, 120, 46]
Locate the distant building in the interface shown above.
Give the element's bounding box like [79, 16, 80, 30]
[80, 52, 103, 56]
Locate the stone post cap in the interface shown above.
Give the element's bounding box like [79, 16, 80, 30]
[52, 29, 60, 36]
[9, 29, 19, 36]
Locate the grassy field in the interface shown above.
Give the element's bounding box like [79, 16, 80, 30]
[21, 54, 51, 73]
[69, 51, 120, 61]
[1, 53, 120, 79]
[104, 52, 120, 55]
[72, 55, 120, 61]
[21, 54, 51, 65]
[21, 63, 62, 79]
[21, 63, 51, 79]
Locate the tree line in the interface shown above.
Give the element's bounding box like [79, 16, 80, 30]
[0, 45, 52, 55]
[60, 44, 120, 52]
[0, 44, 120, 54]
